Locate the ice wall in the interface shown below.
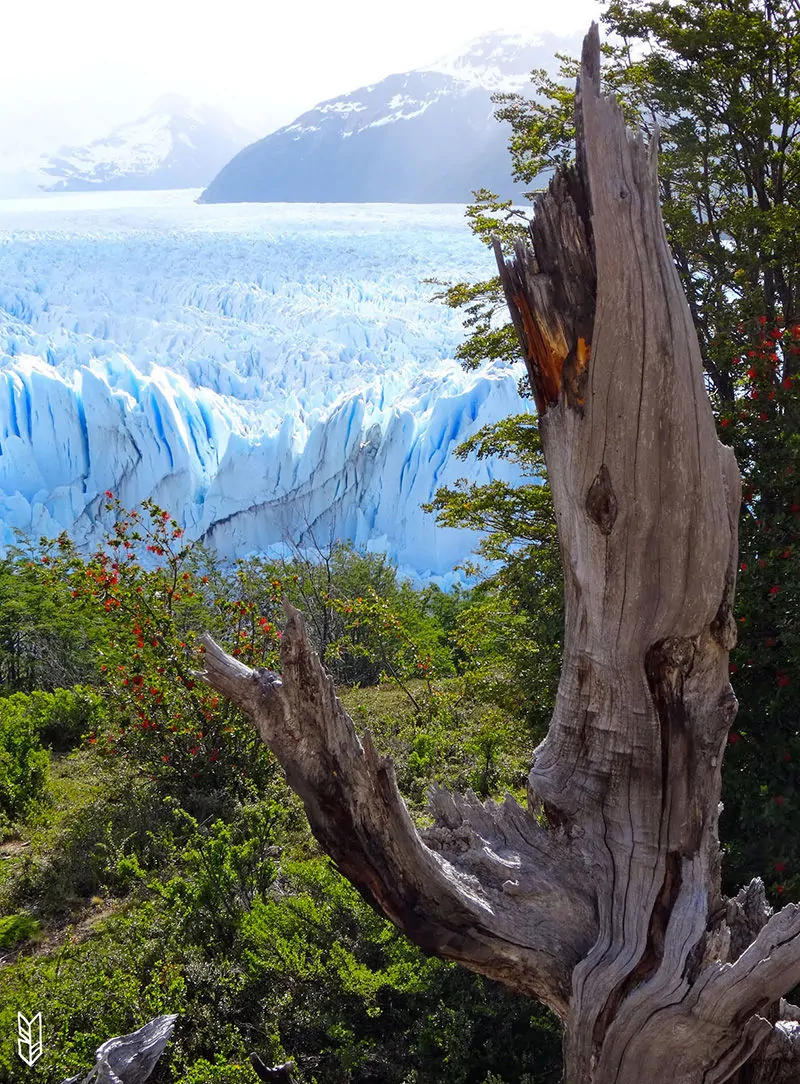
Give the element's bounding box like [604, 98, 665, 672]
[0, 194, 529, 579]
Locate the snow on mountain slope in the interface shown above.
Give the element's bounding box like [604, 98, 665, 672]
[41, 97, 252, 192]
[422, 28, 548, 90]
[0, 192, 529, 579]
[200, 29, 580, 204]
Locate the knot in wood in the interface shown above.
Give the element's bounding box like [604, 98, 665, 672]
[585, 464, 618, 535]
[257, 669, 283, 687]
[646, 636, 697, 681]
[710, 600, 738, 650]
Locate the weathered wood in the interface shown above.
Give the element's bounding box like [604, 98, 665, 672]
[201, 23, 800, 1084]
[201, 617, 597, 1018]
[250, 1054, 297, 1081]
[59, 1014, 177, 1084]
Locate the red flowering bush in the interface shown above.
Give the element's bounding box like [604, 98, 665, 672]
[719, 321, 800, 902]
[43, 499, 280, 804]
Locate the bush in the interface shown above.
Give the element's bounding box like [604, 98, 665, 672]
[0, 912, 40, 949]
[0, 696, 49, 822]
[174, 1058, 261, 1083]
[1, 686, 106, 752]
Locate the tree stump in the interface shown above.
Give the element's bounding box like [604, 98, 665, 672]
[202, 25, 800, 1084]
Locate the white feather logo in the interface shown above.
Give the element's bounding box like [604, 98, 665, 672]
[17, 1012, 43, 1067]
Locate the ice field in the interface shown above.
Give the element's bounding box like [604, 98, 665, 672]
[0, 190, 528, 578]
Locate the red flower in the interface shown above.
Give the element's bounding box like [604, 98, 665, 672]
[777, 673, 790, 687]
[162, 755, 169, 763]
[720, 418, 730, 427]
[759, 411, 769, 420]
[758, 315, 767, 325]
[782, 377, 793, 390]
[746, 366, 757, 379]
[775, 861, 786, 873]
[104, 490, 114, 498]
[769, 584, 780, 596]
[728, 732, 740, 743]
[740, 562, 748, 572]
[775, 795, 785, 806]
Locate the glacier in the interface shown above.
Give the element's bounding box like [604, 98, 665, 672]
[0, 190, 529, 580]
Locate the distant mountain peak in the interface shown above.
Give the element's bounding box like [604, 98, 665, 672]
[419, 28, 549, 90]
[200, 29, 581, 205]
[149, 92, 194, 116]
[40, 97, 252, 193]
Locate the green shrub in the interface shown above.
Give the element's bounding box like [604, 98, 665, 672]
[0, 912, 40, 949]
[0, 697, 49, 821]
[2, 772, 173, 916]
[0, 903, 185, 1084]
[174, 1057, 261, 1083]
[0, 686, 106, 752]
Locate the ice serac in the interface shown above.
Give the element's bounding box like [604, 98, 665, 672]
[0, 196, 529, 580]
[200, 30, 581, 204]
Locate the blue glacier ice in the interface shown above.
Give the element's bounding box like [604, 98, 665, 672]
[0, 191, 529, 580]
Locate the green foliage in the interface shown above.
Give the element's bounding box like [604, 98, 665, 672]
[0, 911, 40, 949]
[174, 1059, 261, 1084]
[604, 0, 800, 396]
[154, 799, 285, 951]
[43, 498, 279, 811]
[236, 539, 436, 687]
[0, 902, 185, 1083]
[0, 695, 49, 823]
[0, 554, 102, 695]
[1, 686, 106, 752]
[3, 769, 171, 915]
[0, 501, 562, 1081]
[717, 320, 800, 900]
[425, 416, 562, 737]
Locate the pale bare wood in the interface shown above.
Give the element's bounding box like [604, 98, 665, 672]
[201, 22, 800, 1084]
[59, 1015, 177, 1084]
[201, 611, 597, 1018]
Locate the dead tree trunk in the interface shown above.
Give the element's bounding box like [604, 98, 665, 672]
[201, 25, 800, 1084]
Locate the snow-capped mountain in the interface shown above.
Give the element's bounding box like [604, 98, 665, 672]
[0, 194, 527, 581]
[41, 96, 252, 192]
[200, 30, 579, 204]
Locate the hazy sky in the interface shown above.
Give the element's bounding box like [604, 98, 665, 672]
[2, 0, 601, 157]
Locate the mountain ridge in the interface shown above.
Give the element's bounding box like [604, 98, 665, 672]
[41, 97, 252, 192]
[199, 30, 579, 204]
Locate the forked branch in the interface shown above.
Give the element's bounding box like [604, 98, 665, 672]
[201, 602, 596, 1017]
